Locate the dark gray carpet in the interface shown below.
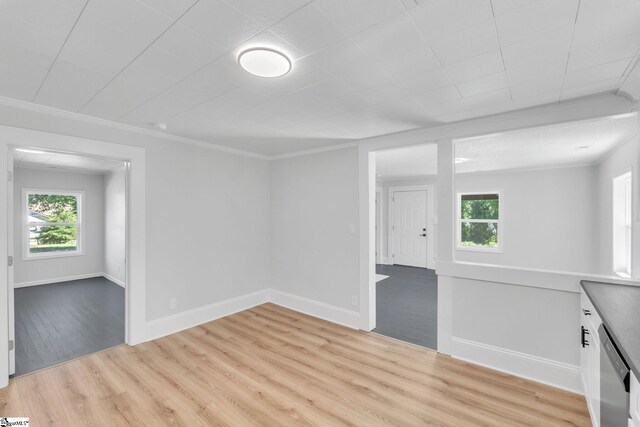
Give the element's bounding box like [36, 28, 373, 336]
[14, 277, 124, 377]
[373, 264, 437, 350]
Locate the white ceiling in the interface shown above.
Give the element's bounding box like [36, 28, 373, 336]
[376, 113, 638, 178]
[1, 0, 639, 156]
[14, 149, 125, 174]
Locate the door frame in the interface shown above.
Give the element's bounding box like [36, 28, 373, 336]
[388, 185, 435, 270]
[1, 125, 147, 387]
[375, 187, 382, 264]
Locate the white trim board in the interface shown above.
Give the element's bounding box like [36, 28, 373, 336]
[0, 95, 269, 161]
[146, 288, 359, 342]
[268, 289, 361, 329]
[146, 289, 270, 341]
[451, 337, 583, 395]
[13, 272, 104, 288]
[102, 273, 125, 288]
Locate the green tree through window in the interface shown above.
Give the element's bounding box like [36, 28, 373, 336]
[26, 191, 81, 256]
[459, 193, 500, 248]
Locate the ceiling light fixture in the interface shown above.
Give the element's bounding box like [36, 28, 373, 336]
[238, 48, 291, 78]
[151, 122, 168, 130]
[15, 148, 45, 154]
[576, 145, 590, 150]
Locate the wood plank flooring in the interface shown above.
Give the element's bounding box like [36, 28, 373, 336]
[374, 264, 437, 349]
[14, 277, 125, 376]
[0, 303, 591, 426]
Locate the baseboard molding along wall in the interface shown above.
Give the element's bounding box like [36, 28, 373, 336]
[13, 272, 105, 288]
[146, 289, 270, 341]
[268, 289, 361, 329]
[14, 274, 581, 394]
[102, 273, 125, 288]
[451, 337, 583, 394]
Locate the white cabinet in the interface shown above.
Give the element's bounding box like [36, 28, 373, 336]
[581, 290, 602, 427]
[631, 372, 640, 426]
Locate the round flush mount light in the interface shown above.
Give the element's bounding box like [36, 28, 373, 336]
[238, 48, 291, 78]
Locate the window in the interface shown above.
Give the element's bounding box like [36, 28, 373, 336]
[613, 172, 632, 277]
[23, 190, 83, 259]
[457, 192, 502, 251]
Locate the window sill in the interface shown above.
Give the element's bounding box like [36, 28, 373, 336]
[23, 252, 84, 261]
[456, 245, 503, 254]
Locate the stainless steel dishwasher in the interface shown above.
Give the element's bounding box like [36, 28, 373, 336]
[599, 323, 630, 427]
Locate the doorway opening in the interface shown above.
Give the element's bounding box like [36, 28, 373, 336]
[8, 147, 128, 377]
[371, 143, 438, 349]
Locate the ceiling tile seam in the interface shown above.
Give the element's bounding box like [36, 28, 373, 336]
[616, 56, 640, 97]
[31, 0, 90, 102]
[560, 0, 582, 92]
[303, 3, 445, 121]
[399, 1, 458, 98]
[0, 95, 270, 160]
[489, 0, 512, 104]
[114, 0, 319, 124]
[77, 0, 205, 113]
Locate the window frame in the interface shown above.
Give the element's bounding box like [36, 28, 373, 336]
[22, 188, 84, 260]
[456, 190, 504, 253]
[612, 171, 632, 278]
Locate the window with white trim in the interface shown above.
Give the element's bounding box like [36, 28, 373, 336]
[613, 172, 632, 277]
[457, 192, 502, 251]
[23, 190, 83, 259]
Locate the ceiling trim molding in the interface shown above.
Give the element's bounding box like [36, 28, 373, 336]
[269, 141, 358, 160]
[0, 95, 271, 161]
[360, 93, 636, 152]
[13, 162, 113, 176]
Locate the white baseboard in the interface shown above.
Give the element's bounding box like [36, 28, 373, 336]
[268, 289, 360, 329]
[146, 289, 270, 341]
[13, 272, 104, 288]
[102, 272, 125, 288]
[451, 337, 582, 394]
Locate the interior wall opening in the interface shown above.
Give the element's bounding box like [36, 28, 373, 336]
[8, 147, 129, 377]
[371, 142, 438, 350]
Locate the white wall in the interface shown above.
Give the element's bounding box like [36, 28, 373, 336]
[0, 102, 271, 324]
[270, 147, 359, 313]
[449, 275, 582, 392]
[13, 167, 105, 285]
[595, 134, 640, 277]
[455, 166, 598, 273]
[145, 139, 270, 321]
[104, 165, 126, 286]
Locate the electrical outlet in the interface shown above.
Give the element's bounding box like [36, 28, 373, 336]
[170, 298, 177, 310]
[351, 295, 358, 307]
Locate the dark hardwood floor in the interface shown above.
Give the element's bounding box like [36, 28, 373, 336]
[14, 277, 124, 377]
[373, 264, 437, 349]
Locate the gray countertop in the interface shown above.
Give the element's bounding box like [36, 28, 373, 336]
[581, 280, 640, 375]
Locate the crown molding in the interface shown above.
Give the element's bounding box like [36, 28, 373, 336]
[0, 95, 271, 161]
[269, 141, 359, 160]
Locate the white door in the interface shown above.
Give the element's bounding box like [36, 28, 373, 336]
[7, 149, 15, 375]
[392, 190, 427, 268]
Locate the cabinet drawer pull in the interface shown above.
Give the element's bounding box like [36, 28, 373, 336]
[582, 309, 591, 316]
[581, 326, 590, 347]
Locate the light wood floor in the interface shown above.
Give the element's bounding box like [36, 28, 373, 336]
[0, 303, 590, 426]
